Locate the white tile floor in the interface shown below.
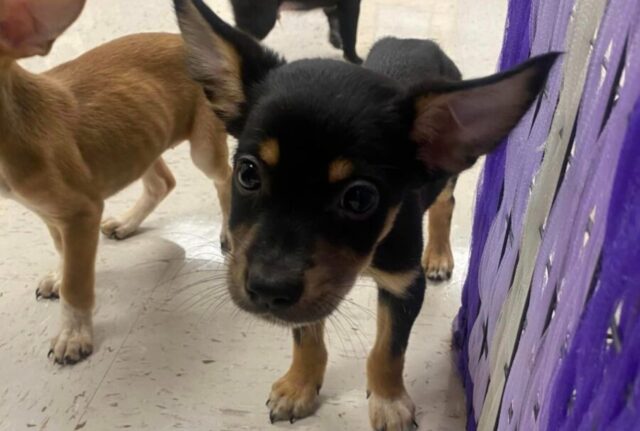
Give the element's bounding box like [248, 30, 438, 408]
[0, 1, 507, 430]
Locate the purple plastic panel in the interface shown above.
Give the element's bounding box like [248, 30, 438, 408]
[453, 1, 533, 428]
[454, 0, 640, 429]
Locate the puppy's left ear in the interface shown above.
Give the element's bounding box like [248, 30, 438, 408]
[174, 0, 284, 134]
[410, 53, 559, 175]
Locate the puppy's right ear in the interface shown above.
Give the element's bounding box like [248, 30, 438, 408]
[174, 0, 284, 134]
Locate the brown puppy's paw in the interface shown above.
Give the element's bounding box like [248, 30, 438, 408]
[369, 391, 417, 431]
[50, 301, 93, 365]
[36, 271, 61, 300]
[422, 242, 454, 281]
[100, 217, 137, 240]
[266, 373, 321, 423]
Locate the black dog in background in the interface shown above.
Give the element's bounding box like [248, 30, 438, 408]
[230, 0, 362, 63]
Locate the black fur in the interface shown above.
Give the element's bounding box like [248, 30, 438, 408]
[229, 0, 363, 64]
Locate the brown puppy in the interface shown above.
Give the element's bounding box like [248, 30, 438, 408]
[0, 0, 231, 364]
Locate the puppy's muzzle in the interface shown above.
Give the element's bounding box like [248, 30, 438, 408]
[246, 272, 303, 311]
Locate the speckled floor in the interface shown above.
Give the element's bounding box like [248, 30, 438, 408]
[0, 1, 507, 430]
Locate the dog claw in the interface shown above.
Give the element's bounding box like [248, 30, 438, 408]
[265, 399, 270, 407]
[47, 349, 54, 358]
[366, 390, 371, 399]
[413, 419, 419, 428]
[269, 412, 275, 424]
[289, 416, 296, 424]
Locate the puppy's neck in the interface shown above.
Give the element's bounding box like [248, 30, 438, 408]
[0, 60, 49, 141]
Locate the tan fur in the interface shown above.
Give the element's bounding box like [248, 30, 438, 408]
[259, 138, 280, 167]
[377, 205, 400, 244]
[367, 302, 406, 399]
[366, 268, 419, 297]
[327, 158, 353, 183]
[423, 179, 455, 279]
[268, 322, 328, 420]
[0, 33, 231, 362]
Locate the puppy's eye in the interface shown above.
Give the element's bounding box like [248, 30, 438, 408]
[236, 156, 262, 192]
[340, 181, 379, 218]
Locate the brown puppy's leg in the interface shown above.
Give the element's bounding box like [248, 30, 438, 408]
[367, 272, 425, 431]
[423, 176, 456, 281]
[189, 104, 232, 252]
[267, 321, 328, 423]
[50, 202, 102, 364]
[36, 224, 64, 299]
[101, 158, 176, 240]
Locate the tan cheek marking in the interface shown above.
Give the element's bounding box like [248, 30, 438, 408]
[365, 268, 419, 298]
[259, 138, 280, 167]
[367, 302, 405, 398]
[377, 205, 401, 244]
[228, 224, 258, 289]
[328, 158, 354, 183]
[304, 240, 372, 302]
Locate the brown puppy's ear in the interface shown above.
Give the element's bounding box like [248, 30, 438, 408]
[411, 53, 559, 175]
[0, 0, 86, 58]
[174, 0, 284, 131]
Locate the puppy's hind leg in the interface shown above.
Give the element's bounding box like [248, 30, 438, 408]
[323, 6, 342, 49]
[422, 176, 456, 281]
[189, 105, 232, 252]
[101, 158, 176, 240]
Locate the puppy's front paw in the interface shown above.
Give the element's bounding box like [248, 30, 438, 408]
[36, 271, 61, 299]
[50, 301, 93, 365]
[368, 391, 417, 431]
[266, 373, 321, 423]
[344, 53, 363, 65]
[100, 217, 137, 240]
[423, 242, 454, 281]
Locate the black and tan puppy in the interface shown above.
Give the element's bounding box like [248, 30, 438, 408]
[229, 0, 362, 64]
[175, 1, 556, 429]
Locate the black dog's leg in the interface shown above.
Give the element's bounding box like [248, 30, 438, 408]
[323, 6, 342, 49]
[230, 0, 279, 40]
[367, 271, 425, 430]
[336, 0, 362, 64]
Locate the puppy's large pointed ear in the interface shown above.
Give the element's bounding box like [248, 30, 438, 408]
[174, 0, 284, 134]
[0, 0, 86, 58]
[410, 53, 559, 175]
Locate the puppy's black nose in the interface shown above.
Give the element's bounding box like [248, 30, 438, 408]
[246, 276, 303, 311]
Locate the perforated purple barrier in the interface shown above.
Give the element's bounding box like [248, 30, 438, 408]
[453, 0, 640, 430]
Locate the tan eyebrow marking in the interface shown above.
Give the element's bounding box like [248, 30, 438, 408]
[328, 158, 354, 183]
[259, 138, 280, 166]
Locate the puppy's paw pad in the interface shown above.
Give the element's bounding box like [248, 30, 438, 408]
[423, 246, 454, 282]
[50, 303, 93, 365]
[266, 374, 320, 423]
[36, 272, 61, 300]
[369, 392, 416, 431]
[100, 217, 136, 240]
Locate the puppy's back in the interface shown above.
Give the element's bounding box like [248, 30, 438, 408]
[364, 37, 461, 86]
